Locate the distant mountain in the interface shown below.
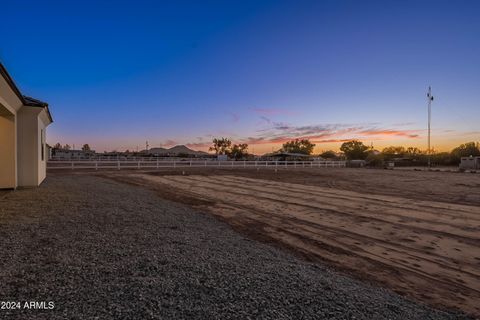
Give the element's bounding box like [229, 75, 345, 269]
[144, 145, 209, 156]
[146, 147, 167, 154]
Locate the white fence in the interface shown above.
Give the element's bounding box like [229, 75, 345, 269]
[47, 160, 346, 170]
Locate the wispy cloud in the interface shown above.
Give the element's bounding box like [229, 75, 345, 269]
[244, 122, 422, 145]
[252, 108, 298, 116]
[227, 112, 240, 123]
[260, 116, 271, 124]
[392, 122, 417, 127]
[184, 122, 423, 152]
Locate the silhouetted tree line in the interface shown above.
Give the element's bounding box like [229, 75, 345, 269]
[339, 140, 480, 166]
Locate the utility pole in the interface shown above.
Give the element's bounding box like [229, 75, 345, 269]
[427, 86, 434, 169]
[146, 141, 149, 153]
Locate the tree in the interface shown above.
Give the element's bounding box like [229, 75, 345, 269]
[431, 152, 455, 166]
[405, 147, 422, 157]
[282, 139, 315, 155]
[82, 144, 91, 152]
[64, 144, 71, 151]
[319, 150, 337, 159]
[381, 146, 406, 160]
[53, 143, 62, 150]
[451, 142, 480, 163]
[209, 138, 232, 155]
[366, 151, 384, 167]
[340, 140, 369, 160]
[229, 143, 249, 160]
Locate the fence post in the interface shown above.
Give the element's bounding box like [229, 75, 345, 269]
[190, 161, 192, 167]
[205, 160, 207, 167]
[137, 161, 140, 169]
[276, 160, 278, 169]
[244, 160, 246, 168]
[174, 161, 176, 168]
[156, 158, 159, 169]
[71, 161, 74, 170]
[95, 161, 98, 170]
[255, 161, 257, 168]
[294, 161, 297, 168]
[117, 160, 120, 170]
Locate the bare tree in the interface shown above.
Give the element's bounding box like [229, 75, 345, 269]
[209, 138, 232, 155]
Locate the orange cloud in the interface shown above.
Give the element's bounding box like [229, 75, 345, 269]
[360, 129, 420, 138]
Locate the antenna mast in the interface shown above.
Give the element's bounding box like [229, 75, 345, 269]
[427, 86, 434, 168]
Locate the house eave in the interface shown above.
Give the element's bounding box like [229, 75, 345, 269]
[0, 62, 53, 123]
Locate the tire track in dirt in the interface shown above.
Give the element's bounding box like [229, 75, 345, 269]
[188, 175, 480, 236]
[127, 173, 480, 316]
[197, 202, 480, 315]
[163, 175, 480, 248]
[208, 201, 480, 297]
[213, 175, 480, 219]
[154, 175, 480, 277]
[139, 177, 480, 268]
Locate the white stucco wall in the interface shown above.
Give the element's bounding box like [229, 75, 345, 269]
[16, 107, 51, 187]
[0, 76, 23, 114]
[0, 112, 17, 189]
[0, 70, 22, 189]
[17, 107, 41, 186]
[1, 64, 52, 188]
[37, 110, 50, 184]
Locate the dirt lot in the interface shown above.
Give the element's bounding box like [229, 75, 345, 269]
[102, 168, 480, 316]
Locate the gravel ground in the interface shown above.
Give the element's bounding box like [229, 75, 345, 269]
[0, 175, 472, 319]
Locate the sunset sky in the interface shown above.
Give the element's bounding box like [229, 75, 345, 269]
[2, 0, 479, 154]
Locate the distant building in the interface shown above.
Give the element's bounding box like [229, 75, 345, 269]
[460, 156, 480, 170]
[52, 149, 96, 159]
[1, 62, 53, 189]
[347, 160, 366, 167]
[217, 154, 228, 161]
[262, 152, 312, 161]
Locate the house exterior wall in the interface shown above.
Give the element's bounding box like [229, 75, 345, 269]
[17, 107, 42, 186]
[0, 69, 22, 189]
[0, 113, 17, 189]
[0, 76, 23, 114]
[37, 111, 50, 184]
[1, 63, 52, 188]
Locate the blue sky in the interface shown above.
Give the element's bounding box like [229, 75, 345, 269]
[2, 0, 479, 153]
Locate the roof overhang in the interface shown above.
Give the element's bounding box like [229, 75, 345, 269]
[23, 96, 53, 123]
[0, 62, 53, 123]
